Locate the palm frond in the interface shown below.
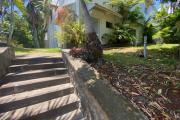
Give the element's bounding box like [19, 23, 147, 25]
[14, 0, 26, 15]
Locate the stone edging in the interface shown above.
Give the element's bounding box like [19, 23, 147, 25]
[62, 51, 148, 120]
[0, 47, 15, 79]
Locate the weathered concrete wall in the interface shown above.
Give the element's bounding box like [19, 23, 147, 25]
[0, 47, 15, 79]
[62, 51, 148, 120]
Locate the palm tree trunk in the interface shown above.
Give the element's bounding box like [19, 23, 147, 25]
[33, 27, 40, 48]
[79, 0, 103, 62]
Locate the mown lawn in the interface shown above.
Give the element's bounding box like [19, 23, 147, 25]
[15, 48, 61, 55]
[104, 44, 180, 71]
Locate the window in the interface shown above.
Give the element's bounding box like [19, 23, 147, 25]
[106, 22, 113, 29]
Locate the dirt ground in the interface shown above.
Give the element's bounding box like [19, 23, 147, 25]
[93, 62, 180, 120]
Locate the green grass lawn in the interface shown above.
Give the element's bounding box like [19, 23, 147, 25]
[15, 48, 61, 54]
[104, 44, 180, 70]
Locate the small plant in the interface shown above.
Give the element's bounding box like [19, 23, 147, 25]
[70, 47, 90, 60]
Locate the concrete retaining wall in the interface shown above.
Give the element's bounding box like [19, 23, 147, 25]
[0, 47, 15, 79]
[62, 51, 148, 120]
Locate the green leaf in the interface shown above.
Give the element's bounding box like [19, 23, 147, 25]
[14, 0, 26, 15]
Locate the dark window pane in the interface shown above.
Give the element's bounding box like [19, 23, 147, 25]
[106, 22, 113, 29]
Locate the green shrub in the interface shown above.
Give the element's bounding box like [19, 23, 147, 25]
[55, 22, 85, 47]
[152, 8, 180, 44]
[102, 24, 137, 46]
[152, 27, 179, 44]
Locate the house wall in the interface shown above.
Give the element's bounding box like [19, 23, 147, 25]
[51, 0, 76, 6]
[90, 9, 121, 44]
[47, 0, 122, 47]
[46, 8, 59, 48]
[91, 0, 118, 12]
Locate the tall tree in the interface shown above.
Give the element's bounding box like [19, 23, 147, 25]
[26, 1, 40, 47]
[110, 0, 143, 23]
[145, 0, 180, 58]
[26, 0, 51, 48]
[79, 0, 103, 62]
[0, 0, 26, 45]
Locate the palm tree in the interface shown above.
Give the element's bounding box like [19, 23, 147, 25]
[79, 0, 103, 62]
[110, 0, 142, 23]
[26, 0, 52, 48]
[26, 1, 40, 47]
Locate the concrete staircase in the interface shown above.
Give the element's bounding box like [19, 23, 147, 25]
[0, 55, 84, 120]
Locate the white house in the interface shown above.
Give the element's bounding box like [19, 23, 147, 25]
[45, 0, 123, 48]
[45, 0, 143, 48]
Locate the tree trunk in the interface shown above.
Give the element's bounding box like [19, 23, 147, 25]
[33, 27, 40, 48]
[79, 0, 103, 62]
[179, 44, 180, 59]
[8, 0, 14, 45]
[0, 0, 2, 24]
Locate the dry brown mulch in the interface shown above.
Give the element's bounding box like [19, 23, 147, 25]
[93, 62, 180, 120]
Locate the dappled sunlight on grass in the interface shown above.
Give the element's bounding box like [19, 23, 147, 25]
[147, 44, 179, 50]
[104, 44, 180, 70]
[104, 47, 141, 54]
[15, 48, 61, 55]
[104, 44, 179, 54]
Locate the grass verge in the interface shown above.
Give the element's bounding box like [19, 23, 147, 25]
[104, 44, 180, 71]
[15, 48, 61, 55]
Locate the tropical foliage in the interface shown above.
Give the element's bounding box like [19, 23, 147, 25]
[54, 7, 85, 47]
[0, 0, 52, 47]
[102, 24, 137, 46]
[12, 12, 33, 47]
[152, 5, 180, 43]
[109, 0, 144, 23]
[26, 0, 52, 48]
[55, 22, 85, 47]
[103, 0, 145, 46]
[0, 11, 33, 47]
[0, 0, 26, 43]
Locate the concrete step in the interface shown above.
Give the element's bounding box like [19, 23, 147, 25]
[13, 57, 63, 65]
[9, 62, 65, 73]
[0, 94, 79, 120]
[0, 54, 84, 119]
[0, 83, 74, 113]
[3, 68, 67, 83]
[0, 74, 70, 97]
[54, 109, 85, 120]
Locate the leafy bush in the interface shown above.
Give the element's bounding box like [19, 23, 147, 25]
[128, 7, 144, 23]
[0, 12, 33, 47]
[69, 47, 96, 62]
[153, 27, 173, 43]
[55, 22, 85, 47]
[152, 8, 180, 44]
[102, 24, 137, 46]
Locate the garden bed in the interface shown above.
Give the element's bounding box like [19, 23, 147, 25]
[92, 44, 180, 120]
